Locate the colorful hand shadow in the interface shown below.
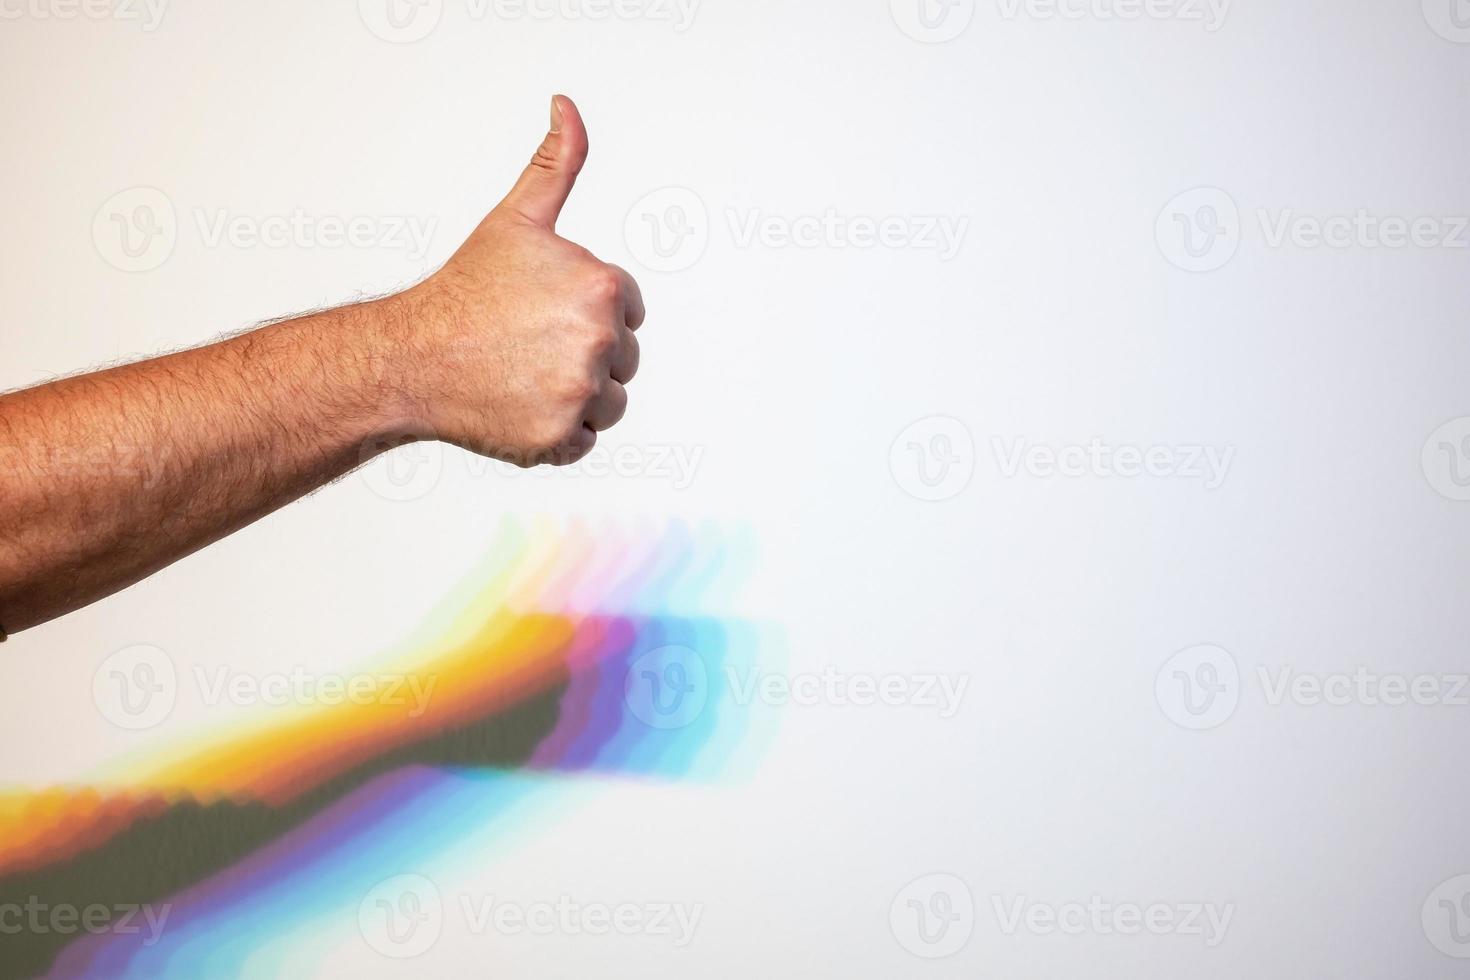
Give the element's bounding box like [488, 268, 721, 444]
[0, 518, 775, 979]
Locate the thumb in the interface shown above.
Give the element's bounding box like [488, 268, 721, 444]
[498, 94, 588, 231]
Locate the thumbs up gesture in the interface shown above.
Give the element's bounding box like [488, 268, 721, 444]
[390, 95, 644, 466]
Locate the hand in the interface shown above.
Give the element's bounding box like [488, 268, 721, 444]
[0, 94, 647, 633]
[387, 95, 644, 466]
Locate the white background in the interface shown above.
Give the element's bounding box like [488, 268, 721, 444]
[3, 0, 1470, 976]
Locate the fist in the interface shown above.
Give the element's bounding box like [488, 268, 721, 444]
[390, 95, 643, 466]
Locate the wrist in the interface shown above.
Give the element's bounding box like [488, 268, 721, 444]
[255, 295, 429, 467]
[349, 287, 443, 454]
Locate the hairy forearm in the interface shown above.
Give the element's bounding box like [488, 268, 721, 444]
[0, 96, 640, 639]
[0, 296, 414, 634]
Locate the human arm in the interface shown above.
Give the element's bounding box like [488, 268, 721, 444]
[0, 95, 642, 637]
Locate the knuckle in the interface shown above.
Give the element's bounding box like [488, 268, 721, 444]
[561, 371, 599, 404]
[586, 322, 619, 357]
[585, 266, 622, 304]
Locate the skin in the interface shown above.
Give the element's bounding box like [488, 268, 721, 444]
[0, 95, 643, 637]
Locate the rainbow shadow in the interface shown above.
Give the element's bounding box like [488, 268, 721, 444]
[0, 520, 775, 979]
